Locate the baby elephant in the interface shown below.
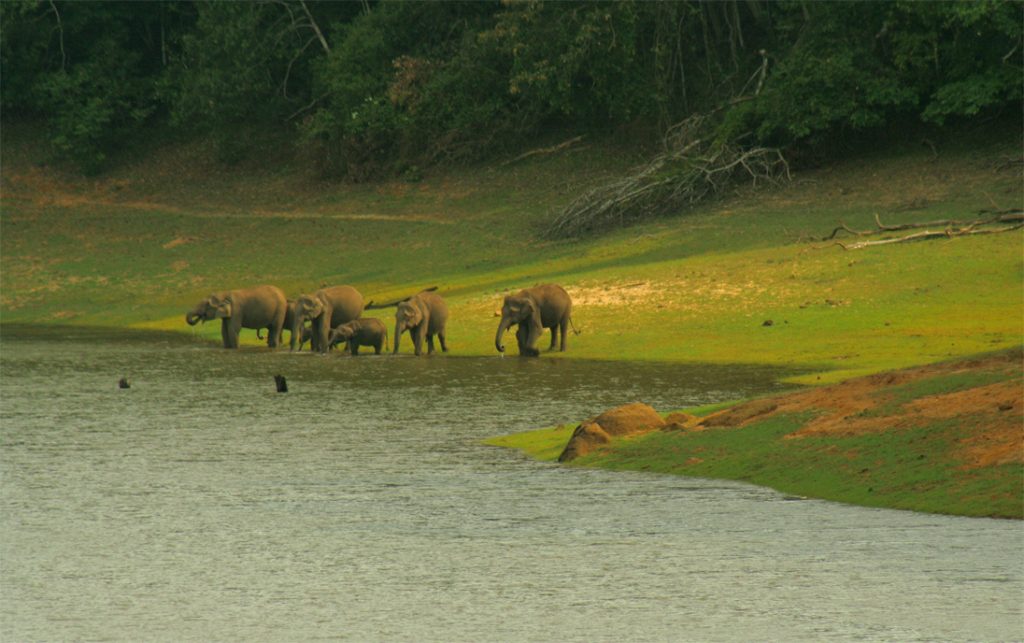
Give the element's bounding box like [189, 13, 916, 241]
[328, 318, 389, 355]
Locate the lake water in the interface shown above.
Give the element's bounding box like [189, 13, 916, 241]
[1, 327, 1021, 641]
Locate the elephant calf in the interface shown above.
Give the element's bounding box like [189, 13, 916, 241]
[328, 318, 389, 355]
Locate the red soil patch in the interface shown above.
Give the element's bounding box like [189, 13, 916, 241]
[698, 349, 1023, 470]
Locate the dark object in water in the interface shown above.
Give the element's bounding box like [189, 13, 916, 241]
[118, 376, 130, 389]
[274, 374, 288, 393]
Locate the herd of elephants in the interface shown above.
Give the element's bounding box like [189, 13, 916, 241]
[185, 283, 577, 357]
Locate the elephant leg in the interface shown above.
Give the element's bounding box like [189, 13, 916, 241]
[438, 332, 448, 352]
[221, 319, 231, 348]
[559, 318, 569, 351]
[515, 324, 529, 353]
[413, 324, 426, 356]
[351, 343, 359, 356]
[225, 319, 241, 349]
[427, 334, 435, 354]
[548, 327, 558, 351]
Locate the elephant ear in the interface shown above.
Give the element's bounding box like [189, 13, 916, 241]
[203, 294, 226, 318]
[213, 295, 233, 319]
[526, 298, 543, 337]
[397, 302, 418, 325]
[297, 295, 321, 319]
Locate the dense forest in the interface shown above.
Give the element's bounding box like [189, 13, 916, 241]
[2, 0, 1020, 177]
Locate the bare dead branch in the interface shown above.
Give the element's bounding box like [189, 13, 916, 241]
[48, 0, 66, 71]
[545, 116, 789, 239]
[364, 286, 438, 310]
[821, 221, 872, 240]
[833, 223, 1023, 250]
[298, 0, 331, 54]
[501, 135, 585, 166]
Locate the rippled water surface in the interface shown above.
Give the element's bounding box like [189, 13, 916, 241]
[1, 327, 1021, 641]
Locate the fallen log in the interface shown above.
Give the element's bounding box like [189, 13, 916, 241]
[364, 286, 438, 310]
[834, 223, 1023, 250]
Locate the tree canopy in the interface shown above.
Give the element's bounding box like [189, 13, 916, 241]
[2, 0, 1020, 175]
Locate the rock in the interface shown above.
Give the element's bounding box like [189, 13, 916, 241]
[558, 402, 665, 462]
[557, 422, 611, 462]
[590, 402, 665, 436]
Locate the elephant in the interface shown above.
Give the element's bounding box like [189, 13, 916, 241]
[393, 290, 448, 356]
[495, 284, 574, 357]
[292, 285, 364, 353]
[257, 300, 313, 349]
[185, 285, 288, 349]
[327, 318, 389, 355]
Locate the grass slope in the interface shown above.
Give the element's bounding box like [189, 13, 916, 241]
[486, 349, 1023, 518]
[2, 122, 1020, 385]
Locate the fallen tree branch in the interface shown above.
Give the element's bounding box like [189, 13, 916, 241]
[821, 221, 873, 240]
[365, 286, 438, 309]
[502, 136, 584, 166]
[834, 223, 1023, 250]
[546, 113, 789, 239]
[874, 212, 1023, 231]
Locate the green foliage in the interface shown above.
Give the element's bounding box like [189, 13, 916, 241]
[1, 2, 171, 172]
[745, 0, 1022, 145]
[1, 1, 1020, 176]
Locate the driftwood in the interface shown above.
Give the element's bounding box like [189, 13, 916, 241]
[364, 286, 437, 310]
[818, 211, 1023, 250]
[545, 113, 790, 239]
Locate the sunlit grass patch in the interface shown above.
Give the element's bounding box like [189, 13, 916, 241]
[483, 424, 575, 462]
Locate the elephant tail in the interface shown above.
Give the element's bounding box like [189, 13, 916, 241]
[569, 316, 582, 336]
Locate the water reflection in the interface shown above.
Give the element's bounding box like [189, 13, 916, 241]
[1, 327, 1021, 641]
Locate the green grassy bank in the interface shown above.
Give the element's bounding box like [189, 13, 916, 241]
[486, 349, 1023, 518]
[2, 123, 1021, 385]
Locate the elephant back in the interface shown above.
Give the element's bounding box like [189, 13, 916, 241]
[415, 291, 448, 330]
[318, 285, 364, 326]
[230, 285, 288, 327]
[527, 284, 571, 325]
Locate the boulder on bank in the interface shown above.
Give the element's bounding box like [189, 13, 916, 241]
[558, 402, 665, 462]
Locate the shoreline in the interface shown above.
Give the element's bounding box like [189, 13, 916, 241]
[486, 348, 1024, 519]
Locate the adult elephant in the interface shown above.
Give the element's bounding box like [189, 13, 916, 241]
[185, 285, 288, 349]
[257, 300, 313, 349]
[495, 284, 573, 357]
[394, 290, 448, 356]
[293, 285, 364, 353]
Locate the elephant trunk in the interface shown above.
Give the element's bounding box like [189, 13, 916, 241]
[393, 320, 403, 354]
[495, 316, 512, 353]
[290, 315, 304, 351]
[185, 312, 202, 326]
